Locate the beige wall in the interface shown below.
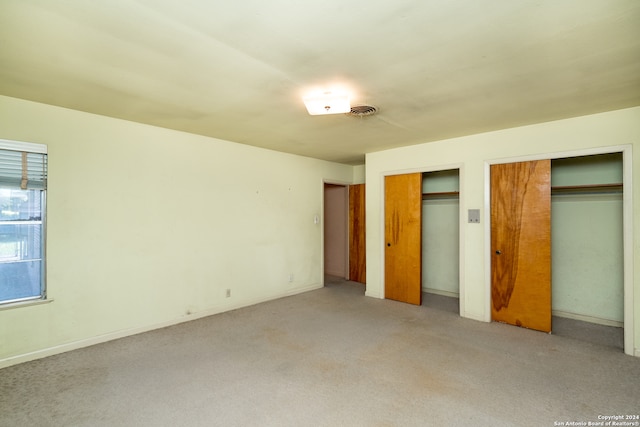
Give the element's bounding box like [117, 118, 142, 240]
[2, 95, 638, 365]
[353, 165, 365, 184]
[0, 95, 355, 367]
[365, 107, 640, 356]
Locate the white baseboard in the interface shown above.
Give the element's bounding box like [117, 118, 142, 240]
[324, 270, 345, 278]
[0, 283, 323, 370]
[552, 310, 623, 328]
[423, 288, 460, 298]
[462, 311, 487, 322]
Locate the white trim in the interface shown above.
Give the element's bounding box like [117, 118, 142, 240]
[424, 288, 460, 298]
[621, 145, 634, 357]
[376, 170, 386, 300]
[483, 161, 492, 322]
[0, 298, 53, 311]
[483, 145, 628, 166]
[457, 164, 466, 318]
[552, 310, 623, 328]
[484, 144, 634, 357]
[0, 138, 47, 154]
[0, 282, 322, 369]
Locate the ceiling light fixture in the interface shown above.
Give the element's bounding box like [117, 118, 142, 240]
[303, 90, 350, 115]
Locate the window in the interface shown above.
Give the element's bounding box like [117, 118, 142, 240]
[0, 140, 47, 305]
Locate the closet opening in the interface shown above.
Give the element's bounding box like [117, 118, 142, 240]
[550, 152, 624, 349]
[421, 169, 460, 314]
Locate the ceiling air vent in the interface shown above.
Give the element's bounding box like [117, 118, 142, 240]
[347, 105, 378, 117]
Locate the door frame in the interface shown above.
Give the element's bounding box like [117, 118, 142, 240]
[484, 144, 634, 356]
[321, 179, 350, 283]
[381, 163, 465, 315]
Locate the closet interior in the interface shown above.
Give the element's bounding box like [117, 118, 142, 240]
[421, 169, 460, 312]
[550, 153, 624, 348]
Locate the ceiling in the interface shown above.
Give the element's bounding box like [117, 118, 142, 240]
[1, 1, 639, 165]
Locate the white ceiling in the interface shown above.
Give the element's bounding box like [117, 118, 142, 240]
[1, 1, 639, 165]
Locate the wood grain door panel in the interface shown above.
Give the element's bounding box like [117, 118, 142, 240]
[349, 184, 366, 284]
[385, 173, 422, 305]
[491, 160, 551, 332]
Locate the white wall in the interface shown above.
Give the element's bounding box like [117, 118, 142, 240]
[0, 95, 355, 367]
[552, 193, 623, 324]
[365, 107, 640, 356]
[353, 165, 366, 184]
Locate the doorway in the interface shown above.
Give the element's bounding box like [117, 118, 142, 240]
[550, 153, 624, 348]
[383, 167, 463, 313]
[324, 183, 348, 279]
[422, 169, 460, 313]
[487, 148, 631, 354]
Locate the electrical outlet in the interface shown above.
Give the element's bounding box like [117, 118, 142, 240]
[226, 289, 231, 298]
[468, 209, 480, 223]
[288, 274, 294, 283]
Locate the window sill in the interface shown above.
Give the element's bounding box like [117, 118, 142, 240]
[0, 298, 54, 311]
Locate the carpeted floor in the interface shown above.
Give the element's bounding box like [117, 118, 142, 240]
[1, 278, 638, 427]
[421, 291, 625, 349]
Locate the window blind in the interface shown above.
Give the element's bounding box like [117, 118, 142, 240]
[0, 149, 48, 190]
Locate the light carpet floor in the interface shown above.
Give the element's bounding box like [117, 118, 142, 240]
[1, 278, 638, 427]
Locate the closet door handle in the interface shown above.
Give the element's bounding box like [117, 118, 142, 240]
[495, 250, 502, 255]
[387, 243, 391, 247]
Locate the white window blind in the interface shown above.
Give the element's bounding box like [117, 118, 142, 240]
[0, 149, 47, 190]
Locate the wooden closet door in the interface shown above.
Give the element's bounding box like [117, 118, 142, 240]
[349, 184, 366, 284]
[491, 160, 551, 332]
[385, 173, 422, 305]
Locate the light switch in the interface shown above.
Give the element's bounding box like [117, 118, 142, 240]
[468, 209, 480, 223]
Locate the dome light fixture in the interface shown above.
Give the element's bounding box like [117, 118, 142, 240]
[303, 90, 350, 115]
